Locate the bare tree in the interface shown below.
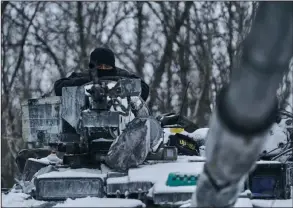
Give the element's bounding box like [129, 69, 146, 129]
[3, 1, 284, 188]
[1, 1, 9, 18]
[147, 2, 193, 111]
[1, 2, 41, 187]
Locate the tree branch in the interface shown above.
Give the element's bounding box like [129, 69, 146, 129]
[148, 2, 193, 110]
[1, 1, 9, 18]
[8, 2, 40, 90]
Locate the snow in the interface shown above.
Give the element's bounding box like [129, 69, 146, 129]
[181, 128, 209, 142]
[107, 176, 129, 184]
[2, 156, 292, 207]
[262, 123, 288, 154]
[37, 168, 105, 179]
[234, 198, 253, 207]
[46, 153, 62, 163]
[1, 192, 45, 207]
[178, 198, 253, 207]
[54, 197, 145, 207]
[29, 153, 62, 165]
[100, 163, 112, 174]
[179, 202, 191, 207]
[29, 157, 51, 165]
[128, 160, 205, 183]
[256, 160, 282, 164]
[240, 189, 252, 197]
[163, 128, 173, 143]
[106, 157, 205, 197]
[4, 191, 290, 208]
[251, 199, 293, 207]
[199, 145, 206, 157]
[151, 135, 163, 152]
[84, 84, 93, 96]
[1, 193, 145, 208]
[107, 82, 116, 89]
[146, 156, 205, 164]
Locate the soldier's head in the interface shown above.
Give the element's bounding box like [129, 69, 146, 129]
[89, 47, 115, 71]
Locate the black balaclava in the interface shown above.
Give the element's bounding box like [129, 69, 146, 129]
[89, 47, 117, 77]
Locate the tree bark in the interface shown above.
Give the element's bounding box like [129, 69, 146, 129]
[148, 2, 193, 110]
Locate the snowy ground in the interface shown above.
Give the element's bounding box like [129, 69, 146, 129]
[251, 199, 293, 207]
[178, 197, 254, 207]
[2, 192, 292, 207]
[2, 192, 46, 207]
[55, 197, 145, 207]
[1, 193, 145, 207]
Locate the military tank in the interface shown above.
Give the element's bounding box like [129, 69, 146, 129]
[2, 77, 292, 207]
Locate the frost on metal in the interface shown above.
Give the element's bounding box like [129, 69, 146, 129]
[152, 192, 194, 206]
[22, 158, 49, 181]
[105, 117, 149, 171]
[21, 96, 62, 145]
[61, 86, 86, 130]
[35, 177, 105, 200]
[116, 78, 141, 98]
[54, 197, 146, 208]
[107, 180, 153, 197]
[81, 111, 120, 128]
[37, 169, 104, 179]
[106, 172, 153, 197]
[105, 117, 163, 171]
[20, 78, 144, 148]
[286, 162, 293, 186]
[34, 168, 105, 201]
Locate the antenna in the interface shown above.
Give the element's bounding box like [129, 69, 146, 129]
[179, 81, 190, 116]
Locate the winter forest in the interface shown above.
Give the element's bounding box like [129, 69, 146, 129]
[1, 1, 292, 188]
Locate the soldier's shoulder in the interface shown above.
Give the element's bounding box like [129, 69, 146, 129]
[67, 70, 89, 78]
[116, 67, 137, 78]
[116, 67, 131, 74]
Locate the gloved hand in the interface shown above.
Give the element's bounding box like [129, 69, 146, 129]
[71, 77, 91, 86]
[86, 84, 106, 102]
[68, 72, 91, 85]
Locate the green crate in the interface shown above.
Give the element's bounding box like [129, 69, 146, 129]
[166, 172, 198, 187]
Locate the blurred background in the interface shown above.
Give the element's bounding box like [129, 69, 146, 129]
[1, 1, 292, 188]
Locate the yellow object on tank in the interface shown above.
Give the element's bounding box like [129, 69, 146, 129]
[170, 128, 184, 133]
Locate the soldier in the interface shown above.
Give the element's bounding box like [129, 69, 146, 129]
[54, 47, 150, 117]
[54, 47, 163, 171]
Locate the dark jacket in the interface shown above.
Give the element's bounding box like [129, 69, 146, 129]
[54, 67, 149, 101]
